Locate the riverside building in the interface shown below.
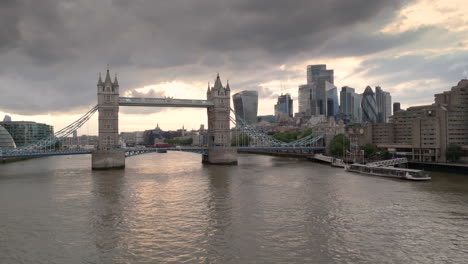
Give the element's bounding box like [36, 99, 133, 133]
[0, 125, 16, 150]
[0, 120, 53, 148]
[355, 80, 468, 162]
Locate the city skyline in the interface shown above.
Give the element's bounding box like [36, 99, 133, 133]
[0, 68, 462, 134]
[0, 0, 467, 132]
[1, 2, 468, 262]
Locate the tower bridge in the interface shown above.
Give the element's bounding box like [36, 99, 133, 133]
[1, 70, 326, 168]
[92, 69, 237, 169]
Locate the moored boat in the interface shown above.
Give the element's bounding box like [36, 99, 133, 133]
[331, 158, 346, 168]
[345, 163, 431, 181]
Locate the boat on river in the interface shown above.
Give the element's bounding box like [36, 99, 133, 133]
[345, 163, 431, 181]
[331, 158, 346, 168]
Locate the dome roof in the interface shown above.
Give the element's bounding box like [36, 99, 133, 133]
[363, 86, 374, 95]
[0, 125, 16, 150]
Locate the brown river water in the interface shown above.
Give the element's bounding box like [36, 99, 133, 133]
[1, 152, 467, 263]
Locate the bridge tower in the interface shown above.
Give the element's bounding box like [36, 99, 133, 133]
[92, 69, 125, 169]
[203, 74, 238, 164]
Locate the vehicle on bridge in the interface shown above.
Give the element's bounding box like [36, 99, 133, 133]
[154, 143, 170, 153]
[154, 143, 170, 148]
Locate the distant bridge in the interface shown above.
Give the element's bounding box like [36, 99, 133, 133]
[0, 149, 93, 159]
[1, 146, 326, 159]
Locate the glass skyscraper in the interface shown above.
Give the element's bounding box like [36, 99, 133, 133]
[325, 82, 339, 117]
[233, 90, 258, 125]
[298, 84, 313, 115]
[307, 64, 334, 84]
[375, 86, 392, 123]
[340, 86, 362, 123]
[274, 93, 293, 120]
[298, 64, 335, 117]
[361, 86, 378, 123]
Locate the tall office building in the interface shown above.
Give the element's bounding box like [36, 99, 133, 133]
[361, 86, 378, 123]
[375, 86, 392, 123]
[309, 65, 333, 116]
[310, 79, 327, 116]
[233, 90, 258, 125]
[393, 102, 401, 113]
[298, 64, 335, 117]
[340, 86, 354, 117]
[307, 64, 334, 84]
[298, 84, 313, 115]
[298, 82, 327, 116]
[354, 94, 363, 123]
[326, 82, 339, 117]
[274, 93, 293, 120]
[385, 93, 392, 122]
[340, 86, 362, 123]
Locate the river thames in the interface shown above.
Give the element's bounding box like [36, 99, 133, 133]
[0, 153, 467, 263]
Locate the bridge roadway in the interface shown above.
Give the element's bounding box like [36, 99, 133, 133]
[0, 149, 93, 159]
[1, 146, 326, 159]
[125, 147, 208, 157]
[118, 97, 214, 108]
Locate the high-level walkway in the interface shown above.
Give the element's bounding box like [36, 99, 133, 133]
[119, 97, 214, 108]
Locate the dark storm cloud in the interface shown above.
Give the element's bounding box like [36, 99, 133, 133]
[359, 50, 468, 84]
[199, 0, 406, 54]
[0, 0, 21, 51]
[232, 83, 277, 100]
[348, 49, 468, 107]
[0, 0, 417, 115]
[316, 27, 430, 57]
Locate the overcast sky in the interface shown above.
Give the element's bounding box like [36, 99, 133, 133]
[0, 0, 467, 133]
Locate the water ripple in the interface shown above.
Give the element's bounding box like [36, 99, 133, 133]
[0, 153, 467, 263]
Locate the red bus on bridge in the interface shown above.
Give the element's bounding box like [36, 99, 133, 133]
[154, 143, 170, 148]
